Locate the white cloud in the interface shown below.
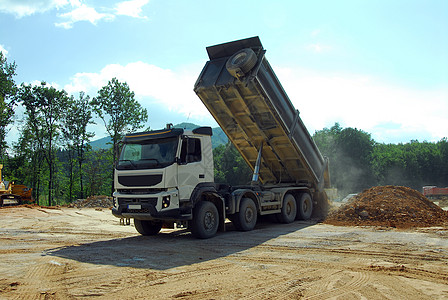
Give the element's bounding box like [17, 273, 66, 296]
[64, 61, 448, 143]
[1, 0, 148, 28]
[0, 45, 8, 56]
[306, 43, 332, 53]
[310, 29, 321, 37]
[55, 3, 115, 29]
[276, 67, 448, 143]
[64, 61, 213, 124]
[115, 0, 149, 18]
[0, 0, 68, 18]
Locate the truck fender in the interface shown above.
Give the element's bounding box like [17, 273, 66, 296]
[268, 187, 310, 203]
[190, 183, 226, 232]
[231, 189, 260, 214]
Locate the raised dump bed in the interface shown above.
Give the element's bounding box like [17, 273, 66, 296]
[194, 36, 330, 190]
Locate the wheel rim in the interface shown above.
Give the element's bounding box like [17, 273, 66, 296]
[204, 211, 216, 231]
[244, 207, 254, 223]
[303, 199, 310, 213]
[286, 202, 292, 215]
[231, 52, 247, 65]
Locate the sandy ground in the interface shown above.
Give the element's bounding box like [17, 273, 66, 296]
[1, 206, 447, 299]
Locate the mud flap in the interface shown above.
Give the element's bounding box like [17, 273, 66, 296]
[219, 199, 226, 232]
[312, 191, 330, 219]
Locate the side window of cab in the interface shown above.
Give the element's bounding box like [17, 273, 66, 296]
[179, 138, 201, 164]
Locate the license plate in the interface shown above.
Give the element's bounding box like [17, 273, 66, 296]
[128, 204, 142, 210]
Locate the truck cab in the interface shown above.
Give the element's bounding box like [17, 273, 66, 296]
[112, 125, 217, 236]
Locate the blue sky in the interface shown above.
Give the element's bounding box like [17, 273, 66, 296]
[1, 0, 447, 145]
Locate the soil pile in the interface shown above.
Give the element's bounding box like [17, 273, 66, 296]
[325, 185, 448, 228]
[68, 195, 113, 208]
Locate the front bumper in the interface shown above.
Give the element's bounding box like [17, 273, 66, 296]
[112, 190, 192, 221]
[112, 206, 191, 221]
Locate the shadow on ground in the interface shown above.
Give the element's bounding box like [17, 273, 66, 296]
[47, 219, 316, 270]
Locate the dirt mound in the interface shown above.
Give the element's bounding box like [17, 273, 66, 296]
[68, 195, 113, 208]
[325, 185, 448, 228]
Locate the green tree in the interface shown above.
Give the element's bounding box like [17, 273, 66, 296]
[213, 142, 252, 185]
[0, 52, 17, 161]
[17, 82, 69, 205]
[11, 122, 45, 204]
[92, 78, 148, 192]
[371, 139, 448, 191]
[61, 92, 94, 200]
[84, 148, 113, 196]
[313, 123, 375, 195]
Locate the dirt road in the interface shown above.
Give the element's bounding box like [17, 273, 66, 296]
[1, 206, 447, 299]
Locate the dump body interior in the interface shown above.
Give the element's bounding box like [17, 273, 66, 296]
[194, 37, 329, 190]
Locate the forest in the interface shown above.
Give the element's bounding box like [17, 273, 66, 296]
[1, 53, 447, 205]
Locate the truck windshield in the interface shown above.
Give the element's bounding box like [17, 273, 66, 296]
[117, 137, 179, 170]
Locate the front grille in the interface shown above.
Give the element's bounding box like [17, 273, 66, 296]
[118, 174, 162, 187]
[117, 188, 166, 195]
[118, 197, 157, 206]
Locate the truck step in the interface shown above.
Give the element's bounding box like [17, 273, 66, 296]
[260, 209, 281, 215]
[261, 201, 281, 207]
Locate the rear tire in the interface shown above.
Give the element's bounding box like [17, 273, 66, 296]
[233, 198, 257, 231]
[191, 201, 219, 239]
[278, 194, 297, 223]
[134, 219, 163, 236]
[297, 193, 313, 220]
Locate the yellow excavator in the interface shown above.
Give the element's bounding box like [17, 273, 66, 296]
[0, 164, 33, 207]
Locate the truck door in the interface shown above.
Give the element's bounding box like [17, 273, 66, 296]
[177, 137, 206, 200]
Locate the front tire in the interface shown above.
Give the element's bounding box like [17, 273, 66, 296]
[134, 219, 163, 236]
[191, 201, 219, 239]
[233, 198, 257, 231]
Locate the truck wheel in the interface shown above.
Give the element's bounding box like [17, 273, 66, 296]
[191, 201, 219, 239]
[278, 194, 297, 223]
[297, 193, 313, 220]
[233, 198, 257, 231]
[226, 48, 257, 78]
[134, 219, 163, 236]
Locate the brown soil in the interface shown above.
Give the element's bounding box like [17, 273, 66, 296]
[1, 205, 448, 299]
[325, 185, 448, 228]
[67, 195, 113, 208]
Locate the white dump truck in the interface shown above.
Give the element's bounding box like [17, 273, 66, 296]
[112, 37, 330, 238]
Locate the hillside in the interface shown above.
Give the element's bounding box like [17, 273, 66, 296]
[89, 123, 228, 150]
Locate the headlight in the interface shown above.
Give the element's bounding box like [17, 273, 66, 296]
[162, 196, 170, 208]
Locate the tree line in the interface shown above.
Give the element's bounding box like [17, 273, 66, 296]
[1, 53, 147, 205]
[313, 123, 448, 196]
[214, 124, 448, 197]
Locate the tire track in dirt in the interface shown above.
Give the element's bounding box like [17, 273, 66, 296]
[255, 244, 448, 262]
[239, 270, 325, 300]
[71, 262, 237, 299]
[303, 271, 370, 299]
[366, 264, 448, 284]
[2, 207, 447, 299]
[9, 259, 71, 300]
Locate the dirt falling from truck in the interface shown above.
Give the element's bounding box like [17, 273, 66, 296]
[325, 185, 448, 228]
